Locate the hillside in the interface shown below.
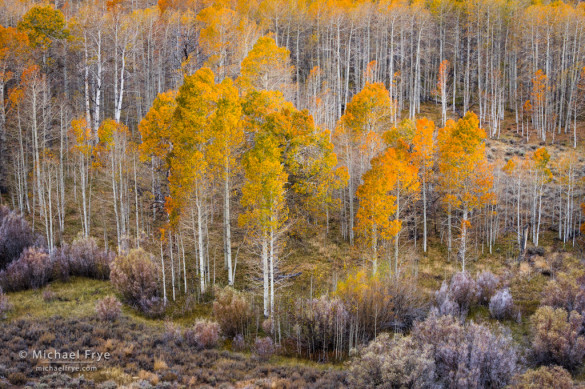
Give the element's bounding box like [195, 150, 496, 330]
[3, 0, 585, 387]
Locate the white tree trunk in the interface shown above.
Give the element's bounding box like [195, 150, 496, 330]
[224, 163, 233, 285]
[262, 233, 269, 317]
[459, 207, 468, 271]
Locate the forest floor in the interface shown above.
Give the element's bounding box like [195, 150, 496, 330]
[1, 278, 348, 388]
[4, 225, 585, 383]
[2, 223, 585, 387]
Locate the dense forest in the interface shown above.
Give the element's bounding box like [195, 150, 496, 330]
[1, 0, 585, 387]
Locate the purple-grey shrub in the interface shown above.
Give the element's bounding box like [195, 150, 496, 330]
[138, 296, 165, 318]
[212, 287, 252, 338]
[0, 247, 51, 291]
[67, 235, 113, 279]
[232, 334, 246, 352]
[254, 336, 275, 361]
[541, 272, 585, 314]
[489, 289, 515, 320]
[349, 334, 436, 388]
[435, 272, 480, 320]
[413, 312, 518, 388]
[435, 281, 459, 317]
[42, 287, 57, 302]
[477, 270, 499, 304]
[449, 272, 479, 314]
[0, 206, 36, 270]
[110, 248, 159, 309]
[185, 320, 220, 350]
[95, 296, 122, 321]
[0, 287, 11, 319]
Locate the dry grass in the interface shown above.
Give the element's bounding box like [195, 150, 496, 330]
[85, 367, 133, 386]
[153, 357, 168, 371]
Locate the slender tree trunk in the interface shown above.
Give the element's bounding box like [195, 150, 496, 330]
[269, 222, 275, 318]
[115, 50, 126, 123]
[224, 161, 233, 285]
[447, 203, 452, 261]
[196, 185, 206, 293]
[169, 232, 175, 301]
[460, 207, 468, 271]
[422, 177, 428, 253]
[262, 232, 269, 317]
[160, 237, 167, 304]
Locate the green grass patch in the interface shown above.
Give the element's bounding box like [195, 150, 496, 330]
[5, 277, 165, 328]
[5, 277, 113, 320]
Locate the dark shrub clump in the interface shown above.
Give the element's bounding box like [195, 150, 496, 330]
[294, 295, 349, 361]
[448, 271, 479, 315]
[477, 270, 499, 304]
[138, 296, 166, 318]
[0, 287, 11, 319]
[212, 287, 252, 338]
[232, 334, 247, 352]
[96, 296, 122, 321]
[52, 235, 113, 281]
[336, 271, 427, 343]
[0, 247, 51, 291]
[110, 248, 159, 311]
[531, 306, 585, 371]
[185, 320, 221, 350]
[0, 206, 35, 270]
[349, 334, 435, 388]
[513, 365, 574, 389]
[254, 337, 275, 361]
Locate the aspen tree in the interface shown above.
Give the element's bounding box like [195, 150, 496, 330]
[167, 68, 217, 293]
[96, 119, 132, 253]
[207, 78, 243, 286]
[530, 147, 551, 247]
[355, 150, 397, 274]
[382, 133, 419, 274]
[437, 60, 449, 126]
[70, 117, 94, 237]
[139, 90, 177, 226]
[438, 112, 493, 270]
[197, 5, 258, 80]
[239, 36, 293, 99]
[412, 118, 436, 254]
[334, 82, 393, 244]
[0, 27, 29, 192]
[240, 132, 288, 317]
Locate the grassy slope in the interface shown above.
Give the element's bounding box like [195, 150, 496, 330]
[5, 277, 163, 327]
[0, 277, 343, 387]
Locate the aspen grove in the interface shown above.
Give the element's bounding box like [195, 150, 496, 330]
[1, 0, 585, 385]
